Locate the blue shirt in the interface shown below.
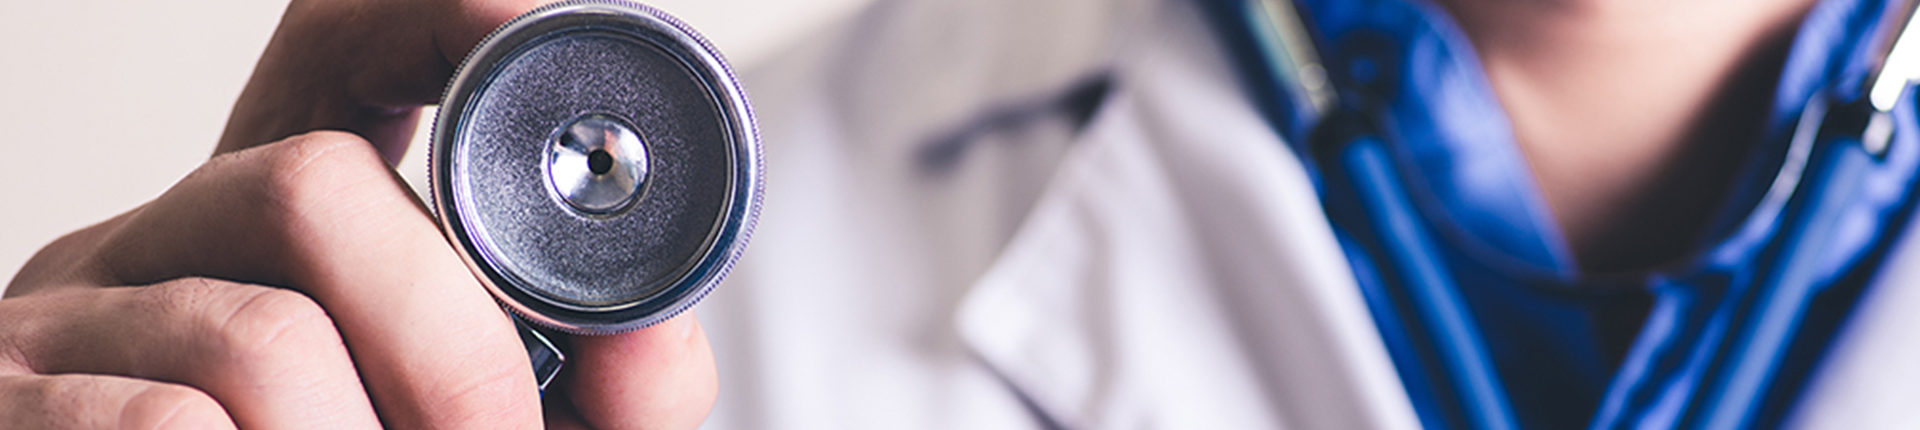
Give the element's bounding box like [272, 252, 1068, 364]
[1210, 0, 1920, 427]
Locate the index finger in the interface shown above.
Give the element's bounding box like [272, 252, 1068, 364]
[216, 0, 546, 159]
[94, 132, 542, 428]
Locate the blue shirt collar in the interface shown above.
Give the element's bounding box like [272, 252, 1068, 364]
[1288, 0, 1897, 282]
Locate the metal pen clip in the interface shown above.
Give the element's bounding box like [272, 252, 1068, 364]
[1860, 0, 1920, 154]
[1248, 0, 1336, 121]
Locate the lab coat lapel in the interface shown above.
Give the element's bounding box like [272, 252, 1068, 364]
[953, 2, 1420, 428]
[1785, 207, 1920, 428]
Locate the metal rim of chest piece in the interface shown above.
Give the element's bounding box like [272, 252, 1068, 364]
[430, 0, 761, 335]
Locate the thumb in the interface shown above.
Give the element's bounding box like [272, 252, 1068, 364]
[558, 313, 718, 429]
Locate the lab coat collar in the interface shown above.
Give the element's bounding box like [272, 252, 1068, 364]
[954, 1, 1420, 427]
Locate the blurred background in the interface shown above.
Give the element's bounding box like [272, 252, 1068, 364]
[0, 0, 870, 282]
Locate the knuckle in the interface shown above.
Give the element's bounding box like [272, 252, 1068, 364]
[17, 374, 90, 410]
[8, 375, 101, 428]
[424, 360, 535, 426]
[143, 279, 340, 366]
[120, 383, 228, 430]
[135, 278, 236, 322]
[255, 131, 389, 216]
[6, 376, 227, 430]
[208, 287, 338, 363]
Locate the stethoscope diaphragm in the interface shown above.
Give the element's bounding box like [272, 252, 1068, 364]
[430, 0, 760, 341]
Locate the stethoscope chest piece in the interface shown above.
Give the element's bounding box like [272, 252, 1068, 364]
[430, 0, 761, 337]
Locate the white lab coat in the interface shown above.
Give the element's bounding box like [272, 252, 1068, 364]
[696, 0, 1920, 428]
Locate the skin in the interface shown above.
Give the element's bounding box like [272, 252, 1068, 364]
[0, 0, 1834, 427]
[3, 0, 717, 428]
[1437, 0, 1819, 273]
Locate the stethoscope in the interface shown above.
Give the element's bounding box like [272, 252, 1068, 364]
[1212, 0, 1920, 428]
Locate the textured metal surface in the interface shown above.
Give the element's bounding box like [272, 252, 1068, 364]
[432, 0, 761, 334]
[462, 34, 728, 307]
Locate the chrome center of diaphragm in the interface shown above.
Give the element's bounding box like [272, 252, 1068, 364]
[547, 114, 648, 214]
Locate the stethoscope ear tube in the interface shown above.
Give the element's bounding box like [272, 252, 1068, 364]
[1686, 98, 1889, 430]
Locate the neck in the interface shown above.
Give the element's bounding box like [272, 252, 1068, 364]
[1436, 0, 1818, 272]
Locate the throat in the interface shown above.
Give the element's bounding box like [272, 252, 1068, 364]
[1436, 0, 1816, 273]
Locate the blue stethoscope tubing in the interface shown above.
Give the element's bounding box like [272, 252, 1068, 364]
[1689, 97, 1885, 430]
[1313, 111, 1520, 430]
[1210, 0, 1920, 428]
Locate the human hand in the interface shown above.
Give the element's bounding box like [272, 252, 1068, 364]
[5, 131, 717, 429]
[3, 0, 719, 427]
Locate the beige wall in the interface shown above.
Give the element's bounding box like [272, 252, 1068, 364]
[0, 0, 868, 283]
